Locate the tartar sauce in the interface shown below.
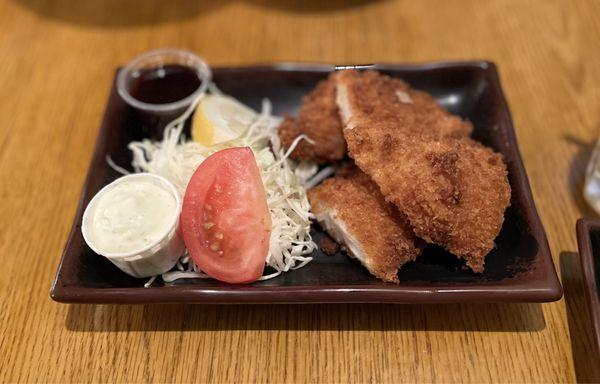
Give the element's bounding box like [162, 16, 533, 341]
[87, 179, 177, 254]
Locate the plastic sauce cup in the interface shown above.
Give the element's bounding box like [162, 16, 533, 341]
[81, 173, 185, 278]
[116, 48, 211, 138]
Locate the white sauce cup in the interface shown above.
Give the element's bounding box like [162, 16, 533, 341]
[81, 173, 185, 278]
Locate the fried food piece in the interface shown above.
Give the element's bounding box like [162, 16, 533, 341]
[308, 167, 421, 282]
[279, 77, 345, 164]
[319, 235, 340, 256]
[335, 70, 511, 272]
[335, 70, 473, 139]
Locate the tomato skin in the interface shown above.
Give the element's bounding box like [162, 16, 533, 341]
[181, 147, 271, 284]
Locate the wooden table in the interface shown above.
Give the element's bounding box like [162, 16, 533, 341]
[1, 0, 599, 382]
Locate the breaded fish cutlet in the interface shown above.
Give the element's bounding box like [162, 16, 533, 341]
[278, 76, 346, 164]
[308, 166, 421, 282]
[335, 70, 511, 273]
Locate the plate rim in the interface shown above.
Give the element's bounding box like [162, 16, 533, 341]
[51, 60, 563, 304]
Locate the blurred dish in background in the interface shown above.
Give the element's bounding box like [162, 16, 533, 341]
[584, 138, 600, 215]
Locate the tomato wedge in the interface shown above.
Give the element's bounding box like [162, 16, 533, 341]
[181, 147, 271, 284]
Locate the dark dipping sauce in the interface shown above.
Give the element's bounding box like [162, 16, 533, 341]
[129, 64, 201, 104]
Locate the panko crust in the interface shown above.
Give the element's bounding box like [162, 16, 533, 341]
[278, 76, 346, 164]
[335, 70, 510, 273]
[308, 166, 421, 282]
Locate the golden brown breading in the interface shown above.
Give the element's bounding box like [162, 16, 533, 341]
[335, 70, 511, 273]
[308, 167, 421, 282]
[278, 76, 346, 164]
[334, 70, 473, 140]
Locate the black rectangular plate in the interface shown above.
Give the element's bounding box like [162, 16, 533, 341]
[51, 61, 563, 304]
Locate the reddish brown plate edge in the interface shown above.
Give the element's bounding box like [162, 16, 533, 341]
[576, 218, 600, 351]
[51, 61, 563, 304]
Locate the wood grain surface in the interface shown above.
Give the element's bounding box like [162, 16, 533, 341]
[1, 0, 599, 382]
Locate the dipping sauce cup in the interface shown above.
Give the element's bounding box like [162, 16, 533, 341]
[117, 48, 211, 138]
[81, 173, 185, 278]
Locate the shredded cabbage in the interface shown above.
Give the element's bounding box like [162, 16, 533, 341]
[114, 89, 318, 285]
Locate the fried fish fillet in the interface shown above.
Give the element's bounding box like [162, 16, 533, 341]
[308, 166, 421, 282]
[335, 70, 511, 272]
[278, 76, 346, 164]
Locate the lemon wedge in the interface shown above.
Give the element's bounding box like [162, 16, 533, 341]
[192, 94, 258, 146]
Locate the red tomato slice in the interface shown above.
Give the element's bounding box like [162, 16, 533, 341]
[181, 147, 271, 284]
